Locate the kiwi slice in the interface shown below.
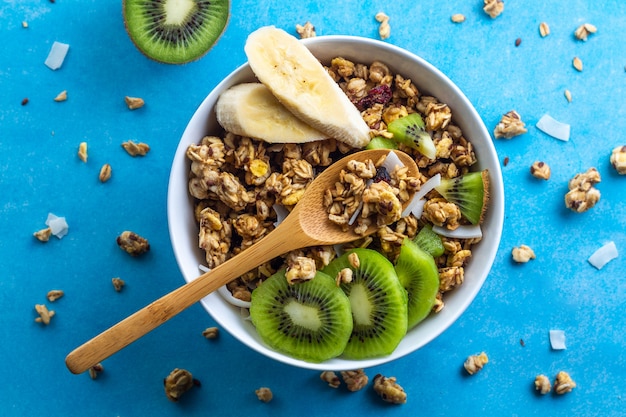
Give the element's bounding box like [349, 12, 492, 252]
[123, 0, 230, 64]
[413, 224, 445, 257]
[395, 239, 440, 329]
[366, 136, 398, 150]
[249, 270, 353, 363]
[322, 248, 408, 359]
[387, 113, 436, 159]
[435, 170, 490, 225]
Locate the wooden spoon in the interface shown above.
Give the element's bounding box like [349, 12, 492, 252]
[65, 149, 418, 374]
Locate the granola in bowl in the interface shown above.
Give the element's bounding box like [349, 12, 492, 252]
[167, 34, 504, 370]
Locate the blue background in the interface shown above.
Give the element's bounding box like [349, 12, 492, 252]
[1, 1, 625, 416]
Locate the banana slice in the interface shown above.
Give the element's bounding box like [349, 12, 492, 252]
[244, 26, 371, 149]
[216, 83, 328, 143]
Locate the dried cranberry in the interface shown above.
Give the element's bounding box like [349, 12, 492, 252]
[373, 166, 391, 183]
[356, 84, 392, 111]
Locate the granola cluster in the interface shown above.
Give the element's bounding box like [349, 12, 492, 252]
[186, 58, 483, 310]
[564, 168, 601, 212]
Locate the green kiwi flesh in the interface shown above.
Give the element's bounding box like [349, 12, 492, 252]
[123, 0, 229, 64]
[387, 113, 436, 159]
[322, 248, 408, 359]
[249, 270, 353, 363]
[413, 224, 445, 257]
[435, 170, 490, 225]
[366, 136, 398, 150]
[395, 239, 440, 329]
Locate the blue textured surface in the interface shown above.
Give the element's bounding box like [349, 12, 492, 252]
[1, 1, 625, 416]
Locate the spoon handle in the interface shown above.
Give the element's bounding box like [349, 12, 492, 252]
[65, 213, 311, 375]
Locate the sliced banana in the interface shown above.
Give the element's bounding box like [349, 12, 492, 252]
[244, 26, 371, 149]
[216, 83, 328, 143]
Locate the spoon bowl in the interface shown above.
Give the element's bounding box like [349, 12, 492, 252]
[65, 149, 417, 375]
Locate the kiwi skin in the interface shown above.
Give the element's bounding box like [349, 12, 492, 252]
[123, 0, 230, 64]
[322, 248, 408, 360]
[395, 239, 440, 329]
[249, 270, 353, 363]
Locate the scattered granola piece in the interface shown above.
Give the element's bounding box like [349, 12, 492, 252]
[554, 371, 576, 395]
[121, 140, 150, 156]
[47, 290, 64, 302]
[573, 57, 583, 72]
[202, 326, 219, 339]
[375, 12, 391, 40]
[464, 352, 488, 375]
[54, 90, 67, 102]
[494, 110, 527, 139]
[503, 156, 509, 166]
[565, 168, 601, 212]
[372, 374, 406, 404]
[451, 14, 466, 23]
[564, 89, 572, 103]
[112, 277, 125, 292]
[21, 97, 29, 106]
[341, 369, 369, 392]
[610, 146, 626, 174]
[34, 227, 52, 242]
[512, 245, 536, 263]
[285, 256, 316, 284]
[515, 37, 522, 47]
[534, 375, 551, 394]
[34, 304, 55, 325]
[124, 96, 144, 110]
[116, 231, 150, 256]
[164, 369, 196, 402]
[22, 21, 28, 28]
[88, 363, 104, 380]
[99, 163, 112, 183]
[348, 252, 360, 269]
[320, 371, 341, 388]
[295, 21, 316, 38]
[574, 23, 597, 41]
[539, 22, 550, 37]
[483, 0, 504, 18]
[530, 161, 551, 180]
[78, 142, 88, 162]
[255, 387, 273, 403]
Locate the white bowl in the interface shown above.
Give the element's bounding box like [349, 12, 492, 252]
[167, 35, 504, 371]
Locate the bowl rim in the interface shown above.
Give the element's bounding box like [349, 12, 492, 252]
[167, 34, 505, 371]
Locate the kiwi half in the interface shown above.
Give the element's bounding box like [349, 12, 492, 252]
[435, 170, 490, 225]
[322, 248, 408, 359]
[387, 113, 436, 159]
[123, 0, 230, 64]
[249, 270, 353, 363]
[395, 239, 440, 329]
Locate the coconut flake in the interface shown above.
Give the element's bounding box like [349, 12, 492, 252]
[401, 173, 441, 218]
[44, 41, 70, 70]
[588, 241, 619, 269]
[432, 224, 482, 239]
[536, 114, 570, 141]
[273, 204, 290, 227]
[44, 213, 69, 239]
[381, 150, 405, 173]
[401, 197, 426, 219]
[549, 329, 567, 350]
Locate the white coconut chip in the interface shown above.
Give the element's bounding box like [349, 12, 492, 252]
[588, 241, 619, 270]
[432, 224, 483, 239]
[381, 150, 404, 173]
[549, 329, 567, 350]
[536, 114, 570, 141]
[45, 213, 69, 239]
[401, 173, 441, 218]
[272, 203, 290, 227]
[44, 41, 70, 70]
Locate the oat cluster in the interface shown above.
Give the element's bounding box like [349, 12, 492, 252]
[186, 58, 482, 310]
[464, 351, 489, 375]
[494, 110, 527, 139]
[564, 168, 601, 212]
